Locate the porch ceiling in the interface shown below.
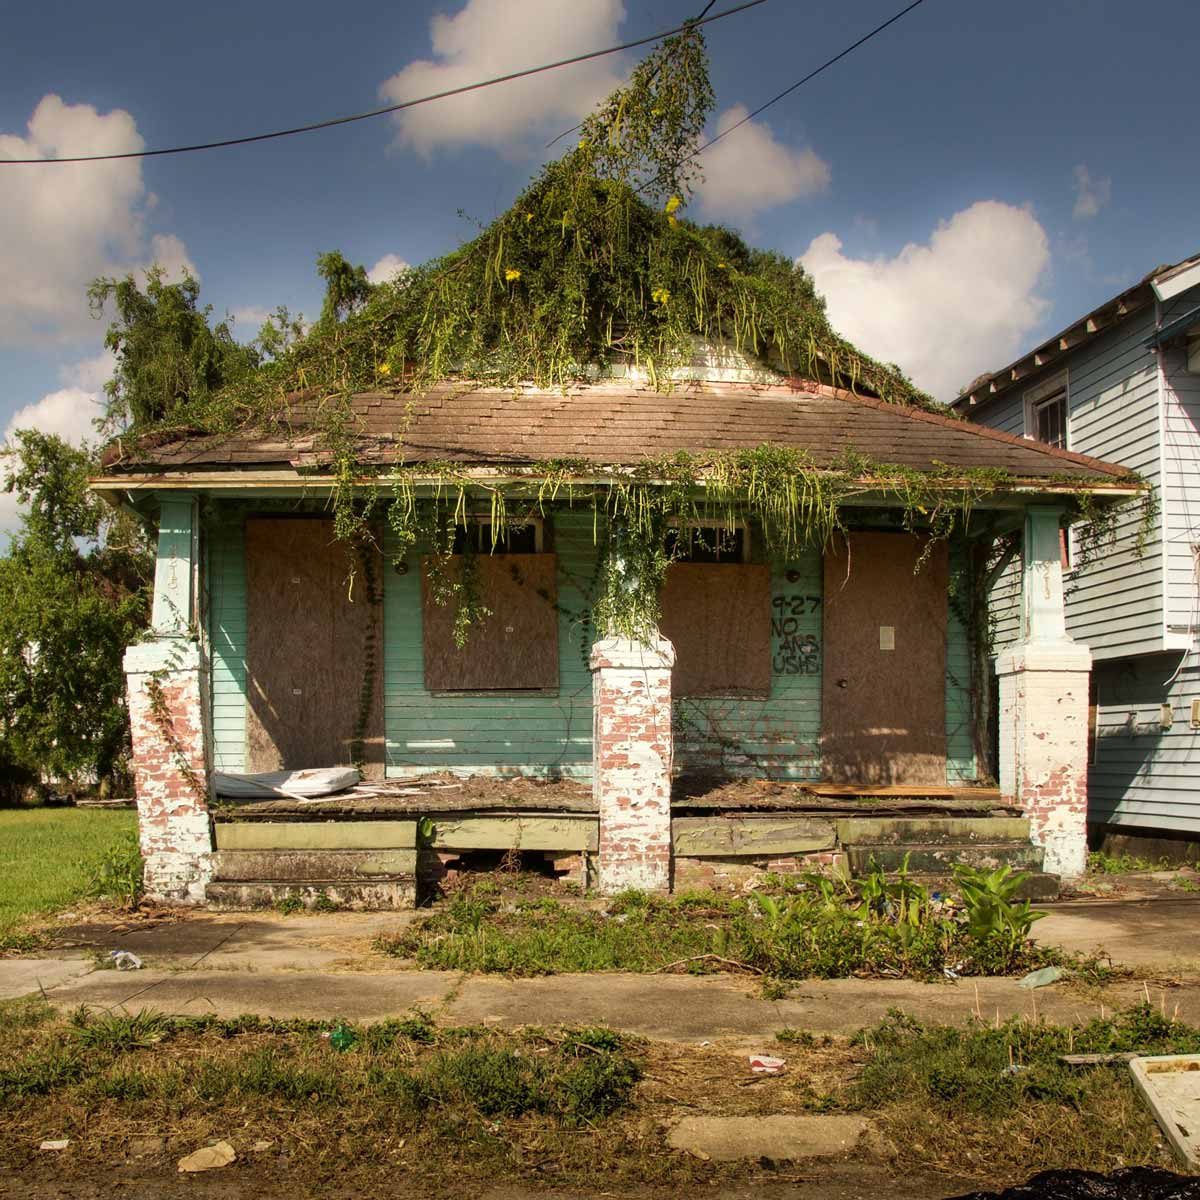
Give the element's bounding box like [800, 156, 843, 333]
[97, 378, 1135, 493]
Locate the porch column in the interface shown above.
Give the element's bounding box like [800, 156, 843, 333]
[123, 495, 213, 903]
[995, 505, 1091, 879]
[590, 636, 675, 893]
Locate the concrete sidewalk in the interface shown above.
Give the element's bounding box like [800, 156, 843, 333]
[3, 896, 1198, 1040]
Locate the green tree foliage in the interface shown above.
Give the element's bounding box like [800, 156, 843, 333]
[315, 252, 372, 328]
[89, 268, 259, 431]
[0, 432, 152, 792]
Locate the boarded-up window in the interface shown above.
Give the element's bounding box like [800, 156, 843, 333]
[659, 563, 771, 698]
[422, 554, 559, 692]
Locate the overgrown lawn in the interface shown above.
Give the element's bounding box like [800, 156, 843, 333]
[0, 807, 136, 934]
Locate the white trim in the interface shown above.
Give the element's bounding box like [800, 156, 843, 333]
[1152, 261, 1200, 302]
[1156, 294, 1171, 647]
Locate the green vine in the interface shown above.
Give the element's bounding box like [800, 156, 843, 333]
[144, 673, 207, 803]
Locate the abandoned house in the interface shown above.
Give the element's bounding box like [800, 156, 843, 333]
[94, 360, 1141, 908]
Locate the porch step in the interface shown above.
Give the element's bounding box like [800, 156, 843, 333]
[847, 842, 1045, 876]
[206, 879, 415, 911]
[835, 817, 1031, 847]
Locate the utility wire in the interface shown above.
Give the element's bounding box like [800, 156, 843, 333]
[691, 0, 928, 159]
[0, 0, 770, 166]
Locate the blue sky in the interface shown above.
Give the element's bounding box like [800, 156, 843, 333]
[1, 0, 1196, 528]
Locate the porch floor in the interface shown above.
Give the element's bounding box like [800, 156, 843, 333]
[213, 773, 1013, 822]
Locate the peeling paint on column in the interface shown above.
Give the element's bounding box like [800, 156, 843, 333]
[590, 636, 675, 893]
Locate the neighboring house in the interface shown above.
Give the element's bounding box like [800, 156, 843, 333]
[95, 361, 1137, 907]
[951, 254, 1200, 852]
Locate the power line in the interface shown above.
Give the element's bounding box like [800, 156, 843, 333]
[692, 0, 929, 160]
[0, 0, 771, 166]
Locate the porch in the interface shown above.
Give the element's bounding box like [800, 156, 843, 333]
[204, 773, 1050, 909]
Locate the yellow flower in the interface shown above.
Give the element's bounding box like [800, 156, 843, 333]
[651, 286, 671, 305]
[505, 268, 521, 282]
[664, 195, 682, 214]
[717, 261, 728, 269]
[667, 214, 679, 228]
[376, 362, 392, 376]
[524, 211, 534, 222]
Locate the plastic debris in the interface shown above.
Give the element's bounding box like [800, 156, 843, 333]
[1018, 966, 1064, 990]
[749, 1054, 786, 1074]
[39, 1139, 69, 1152]
[250, 1140, 274, 1153]
[329, 1023, 357, 1052]
[177, 1141, 237, 1173]
[109, 950, 142, 971]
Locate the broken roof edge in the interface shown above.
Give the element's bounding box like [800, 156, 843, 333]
[950, 251, 1200, 416]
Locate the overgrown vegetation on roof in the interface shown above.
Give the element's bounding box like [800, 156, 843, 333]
[99, 26, 926, 446]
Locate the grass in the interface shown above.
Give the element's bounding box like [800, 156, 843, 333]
[1087, 850, 1170, 875]
[0, 1000, 653, 1188]
[375, 873, 1064, 983]
[0, 807, 137, 935]
[845, 1003, 1200, 1179]
[1, 998, 1191, 1190]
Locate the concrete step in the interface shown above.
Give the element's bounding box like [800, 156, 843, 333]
[835, 817, 1031, 847]
[847, 842, 1044, 876]
[206, 879, 415, 911]
[212, 849, 417, 882]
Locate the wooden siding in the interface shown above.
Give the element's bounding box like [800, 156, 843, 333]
[946, 541, 978, 783]
[1161, 289, 1200, 636]
[983, 309, 1165, 661]
[384, 510, 595, 778]
[1090, 656, 1200, 834]
[207, 518, 248, 772]
[204, 503, 973, 786]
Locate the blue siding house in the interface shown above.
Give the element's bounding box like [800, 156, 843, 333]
[952, 253, 1200, 851]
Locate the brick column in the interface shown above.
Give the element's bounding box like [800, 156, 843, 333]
[590, 636, 675, 893]
[995, 506, 1091, 880]
[124, 494, 213, 903]
[125, 640, 213, 902]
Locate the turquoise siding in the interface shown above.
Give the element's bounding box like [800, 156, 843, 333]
[673, 547, 822, 779]
[207, 517, 248, 772]
[203, 503, 975, 785]
[383, 509, 596, 777]
[945, 541, 977, 783]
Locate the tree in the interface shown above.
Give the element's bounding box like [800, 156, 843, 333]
[0, 431, 152, 794]
[315, 251, 372, 328]
[89, 268, 259, 431]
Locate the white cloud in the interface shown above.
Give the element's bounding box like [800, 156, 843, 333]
[380, 0, 626, 154]
[695, 105, 830, 220]
[143, 233, 197, 284]
[367, 254, 411, 285]
[1, 355, 111, 536]
[1072, 164, 1110, 220]
[0, 94, 194, 346]
[229, 306, 273, 333]
[798, 201, 1051, 402]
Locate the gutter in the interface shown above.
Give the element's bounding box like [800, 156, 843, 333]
[1142, 302, 1200, 349]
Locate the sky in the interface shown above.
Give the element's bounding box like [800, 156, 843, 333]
[1, 0, 1197, 535]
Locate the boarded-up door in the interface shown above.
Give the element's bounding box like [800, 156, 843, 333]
[821, 532, 948, 785]
[244, 518, 384, 776]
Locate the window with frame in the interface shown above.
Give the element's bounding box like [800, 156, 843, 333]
[422, 516, 558, 693]
[1023, 372, 1068, 450]
[659, 520, 771, 697]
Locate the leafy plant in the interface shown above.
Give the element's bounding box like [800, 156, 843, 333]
[83, 831, 143, 908]
[953, 864, 1045, 947]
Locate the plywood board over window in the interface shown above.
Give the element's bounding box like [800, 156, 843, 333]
[821, 532, 948, 785]
[422, 555, 559, 692]
[660, 563, 771, 697]
[244, 517, 384, 777]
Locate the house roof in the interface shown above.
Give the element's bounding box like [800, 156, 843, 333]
[96, 378, 1135, 491]
[950, 252, 1200, 417]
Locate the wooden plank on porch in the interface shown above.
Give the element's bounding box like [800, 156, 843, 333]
[672, 816, 835, 858]
[427, 815, 597, 852]
[215, 820, 417, 851]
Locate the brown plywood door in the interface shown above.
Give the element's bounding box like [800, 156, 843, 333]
[244, 518, 384, 776]
[660, 563, 772, 697]
[821, 532, 948, 785]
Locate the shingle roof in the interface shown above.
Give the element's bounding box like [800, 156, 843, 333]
[98, 379, 1133, 485]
